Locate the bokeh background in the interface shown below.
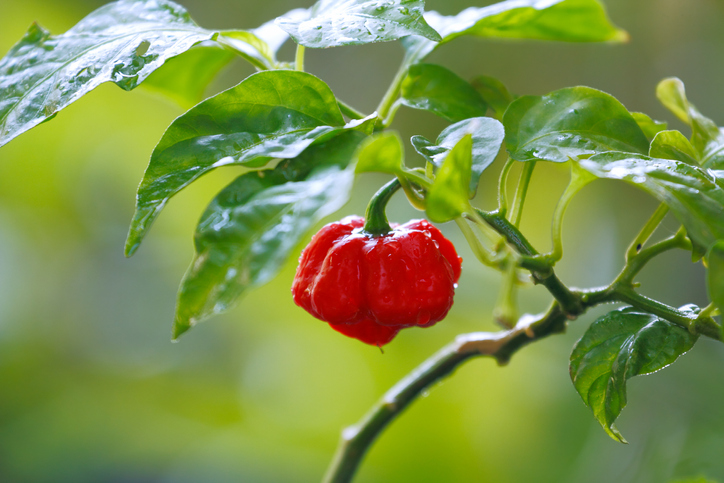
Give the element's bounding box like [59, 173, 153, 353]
[1, 0, 724, 482]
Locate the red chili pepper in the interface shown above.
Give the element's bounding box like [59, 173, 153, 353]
[292, 216, 462, 346]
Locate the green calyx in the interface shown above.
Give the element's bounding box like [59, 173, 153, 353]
[363, 178, 402, 236]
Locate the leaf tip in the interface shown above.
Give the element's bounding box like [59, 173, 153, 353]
[424, 28, 443, 43]
[124, 203, 162, 258]
[172, 320, 191, 341]
[612, 29, 630, 43]
[124, 238, 139, 258]
[607, 426, 628, 444]
[124, 225, 144, 257]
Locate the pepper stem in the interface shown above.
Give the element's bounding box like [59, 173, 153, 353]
[363, 178, 402, 236]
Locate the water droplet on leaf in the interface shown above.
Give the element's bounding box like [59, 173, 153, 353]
[135, 40, 151, 57]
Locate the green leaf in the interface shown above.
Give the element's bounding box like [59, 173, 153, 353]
[355, 131, 405, 175]
[399, 63, 488, 123]
[504, 87, 649, 163]
[214, 11, 310, 70]
[140, 42, 234, 108]
[656, 77, 724, 168]
[125, 70, 371, 256]
[140, 15, 301, 108]
[411, 117, 504, 195]
[471, 75, 515, 119]
[0, 0, 231, 147]
[173, 131, 366, 338]
[141, 11, 317, 108]
[631, 112, 667, 141]
[426, 134, 473, 223]
[649, 130, 699, 165]
[217, 29, 284, 70]
[570, 306, 698, 443]
[402, 0, 627, 66]
[579, 151, 724, 251]
[275, 0, 441, 49]
[706, 241, 724, 329]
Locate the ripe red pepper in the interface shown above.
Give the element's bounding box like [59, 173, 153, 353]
[292, 216, 462, 346]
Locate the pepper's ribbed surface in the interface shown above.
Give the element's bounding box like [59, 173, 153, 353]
[292, 216, 462, 346]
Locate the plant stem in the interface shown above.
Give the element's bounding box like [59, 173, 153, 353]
[295, 44, 305, 72]
[324, 167, 719, 483]
[322, 302, 570, 483]
[699, 302, 720, 318]
[376, 63, 409, 125]
[337, 100, 366, 120]
[474, 209, 537, 257]
[322, 343, 477, 483]
[497, 157, 515, 217]
[493, 255, 519, 328]
[625, 203, 669, 262]
[471, 209, 583, 316]
[363, 179, 401, 236]
[381, 101, 403, 128]
[425, 160, 434, 180]
[613, 229, 691, 286]
[549, 164, 597, 263]
[397, 175, 426, 211]
[322, 278, 722, 483]
[612, 287, 695, 328]
[510, 161, 535, 227]
[401, 168, 433, 190]
[468, 208, 505, 248]
[455, 218, 499, 268]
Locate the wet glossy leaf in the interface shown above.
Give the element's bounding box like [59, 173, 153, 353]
[570, 306, 698, 443]
[649, 130, 699, 166]
[504, 87, 649, 163]
[399, 64, 487, 123]
[579, 152, 724, 251]
[402, 0, 626, 66]
[275, 0, 441, 49]
[173, 131, 366, 338]
[411, 117, 504, 195]
[125, 70, 363, 256]
[471, 75, 515, 119]
[656, 77, 724, 169]
[631, 112, 667, 141]
[706, 241, 724, 328]
[0, 0, 232, 147]
[355, 131, 405, 174]
[426, 134, 473, 223]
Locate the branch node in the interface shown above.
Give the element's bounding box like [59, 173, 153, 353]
[381, 398, 398, 412]
[342, 425, 359, 443]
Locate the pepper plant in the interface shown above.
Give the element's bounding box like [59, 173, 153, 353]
[1, 0, 723, 481]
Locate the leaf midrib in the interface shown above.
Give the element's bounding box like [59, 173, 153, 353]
[516, 129, 640, 158]
[143, 126, 329, 198]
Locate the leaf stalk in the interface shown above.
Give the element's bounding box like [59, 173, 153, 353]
[510, 161, 536, 227]
[625, 203, 670, 262]
[295, 44, 305, 72]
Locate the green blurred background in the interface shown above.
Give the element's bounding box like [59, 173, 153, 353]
[1, 0, 724, 482]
